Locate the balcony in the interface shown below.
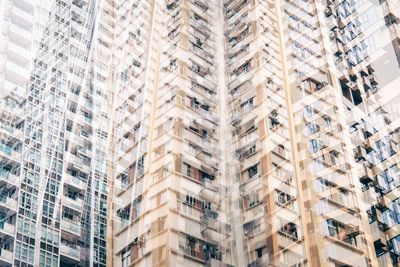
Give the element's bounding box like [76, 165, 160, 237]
[206, 258, 234, 267]
[0, 144, 21, 163]
[0, 196, 17, 212]
[247, 254, 270, 267]
[11, 6, 34, 28]
[182, 130, 214, 152]
[6, 42, 30, 64]
[63, 197, 83, 212]
[64, 174, 85, 191]
[68, 154, 90, 174]
[71, 20, 87, 36]
[60, 243, 81, 263]
[195, 152, 218, 169]
[359, 164, 373, 186]
[4, 60, 29, 84]
[71, 2, 86, 18]
[114, 217, 130, 234]
[0, 171, 19, 187]
[1, 80, 25, 101]
[278, 231, 300, 248]
[8, 24, 32, 46]
[0, 124, 23, 140]
[14, 0, 34, 11]
[0, 248, 13, 265]
[0, 222, 15, 237]
[190, 19, 211, 34]
[199, 180, 222, 204]
[61, 220, 81, 237]
[178, 235, 221, 263]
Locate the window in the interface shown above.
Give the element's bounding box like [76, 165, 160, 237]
[303, 105, 314, 118]
[326, 219, 357, 246]
[248, 164, 258, 178]
[309, 139, 321, 153]
[200, 170, 214, 181]
[255, 246, 266, 258]
[166, 3, 174, 11]
[374, 239, 388, 257]
[244, 145, 256, 158]
[169, 59, 177, 69]
[156, 120, 170, 137]
[315, 178, 330, 192]
[389, 199, 400, 225]
[188, 143, 197, 155]
[248, 191, 260, 208]
[202, 201, 212, 210]
[248, 145, 256, 156]
[117, 206, 131, 225]
[132, 198, 142, 220]
[306, 122, 319, 135]
[280, 222, 298, 240]
[277, 144, 285, 157]
[277, 190, 294, 207]
[336, 189, 348, 205]
[137, 156, 144, 177]
[327, 219, 338, 237]
[386, 164, 400, 190]
[375, 136, 395, 161]
[183, 163, 193, 177]
[189, 97, 201, 109]
[322, 115, 331, 127]
[329, 150, 339, 165]
[269, 110, 280, 129]
[243, 62, 250, 72]
[192, 63, 200, 73]
[185, 194, 196, 206]
[241, 98, 254, 112]
[389, 235, 400, 257]
[121, 249, 131, 267]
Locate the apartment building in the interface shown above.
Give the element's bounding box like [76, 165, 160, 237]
[0, 0, 36, 265]
[112, 0, 233, 266]
[0, 0, 115, 266]
[328, 0, 400, 266]
[1, 0, 400, 267]
[112, 0, 400, 266]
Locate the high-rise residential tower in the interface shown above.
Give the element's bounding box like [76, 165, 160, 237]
[1, 0, 115, 266]
[0, 0, 34, 264]
[1, 0, 400, 267]
[111, 0, 400, 266]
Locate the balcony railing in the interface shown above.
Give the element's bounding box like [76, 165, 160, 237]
[64, 174, 85, 191]
[247, 254, 270, 267]
[11, 6, 34, 27]
[0, 248, 13, 263]
[61, 220, 81, 236]
[4, 60, 29, 82]
[0, 171, 19, 186]
[0, 222, 15, 237]
[0, 195, 17, 211]
[63, 197, 83, 212]
[8, 24, 32, 45]
[6, 42, 30, 63]
[60, 243, 81, 261]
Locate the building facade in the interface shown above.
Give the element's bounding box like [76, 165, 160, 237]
[1, 0, 400, 267]
[112, 0, 400, 266]
[0, 0, 115, 266]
